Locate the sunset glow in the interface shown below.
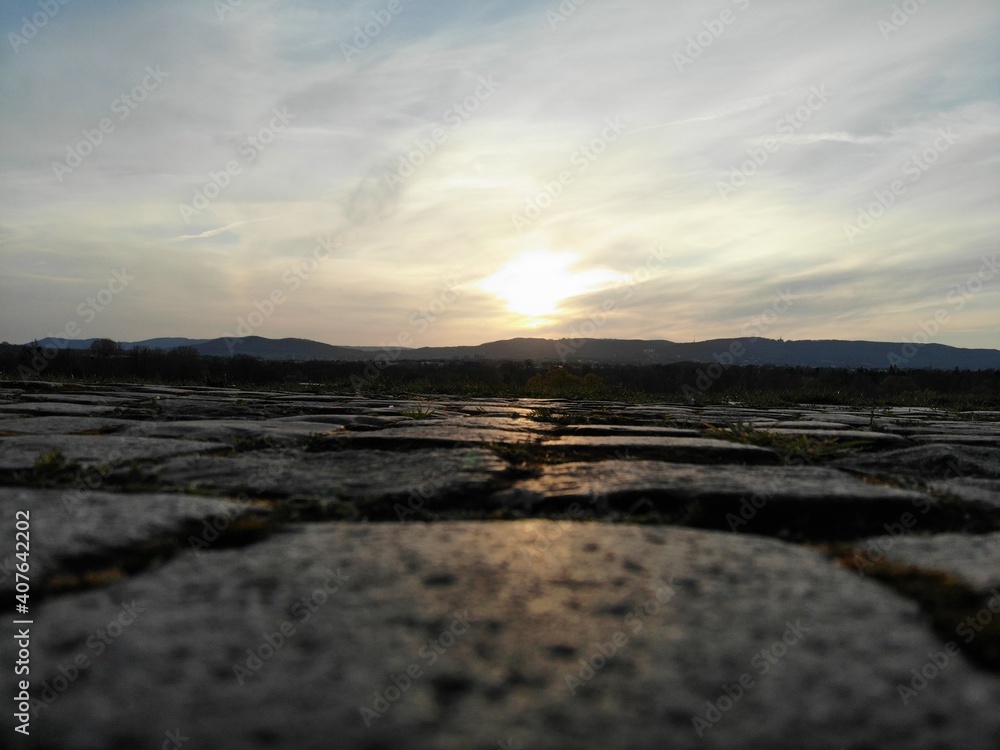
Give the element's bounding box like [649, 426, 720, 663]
[479, 252, 627, 323]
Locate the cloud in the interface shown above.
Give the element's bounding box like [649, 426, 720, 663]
[0, 0, 997, 349]
[775, 132, 894, 145]
[162, 218, 276, 243]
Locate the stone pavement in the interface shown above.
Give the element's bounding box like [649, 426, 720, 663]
[0, 382, 998, 749]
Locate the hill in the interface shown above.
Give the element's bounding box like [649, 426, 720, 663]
[23, 336, 1000, 370]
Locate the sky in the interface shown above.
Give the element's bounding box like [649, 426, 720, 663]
[1, 0, 998, 350]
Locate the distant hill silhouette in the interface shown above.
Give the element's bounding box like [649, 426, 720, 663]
[187, 336, 369, 360]
[34, 337, 211, 351]
[33, 336, 370, 361]
[27, 336, 1000, 370]
[402, 338, 1000, 369]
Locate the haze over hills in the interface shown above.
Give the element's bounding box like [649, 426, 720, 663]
[24, 336, 1000, 370]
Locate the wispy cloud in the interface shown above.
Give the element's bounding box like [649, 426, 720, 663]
[164, 218, 276, 243]
[775, 131, 894, 145]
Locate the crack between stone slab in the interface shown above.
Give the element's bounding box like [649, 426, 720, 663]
[820, 546, 1000, 672]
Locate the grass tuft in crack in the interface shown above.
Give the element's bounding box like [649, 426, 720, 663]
[399, 406, 437, 420]
[703, 422, 873, 463]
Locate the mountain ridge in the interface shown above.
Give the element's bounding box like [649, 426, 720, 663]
[23, 335, 1000, 370]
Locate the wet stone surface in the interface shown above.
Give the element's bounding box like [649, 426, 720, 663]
[0, 382, 998, 749]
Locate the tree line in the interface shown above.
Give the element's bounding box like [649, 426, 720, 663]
[1, 340, 997, 407]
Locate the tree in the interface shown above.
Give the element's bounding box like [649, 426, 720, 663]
[526, 367, 604, 397]
[89, 339, 123, 356]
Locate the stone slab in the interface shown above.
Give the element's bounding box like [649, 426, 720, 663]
[753, 421, 853, 430]
[425, 416, 556, 434]
[0, 416, 133, 435]
[0, 435, 226, 472]
[834, 444, 1000, 480]
[762, 429, 908, 447]
[115, 397, 276, 421]
[911, 434, 1000, 447]
[545, 435, 781, 464]
[0, 381, 60, 392]
[493, 460, 938, 538]
[117, 419, 343, 447]
[2, 522, 998, 749]
[154, 448, 508, 511]
[808, 414, 876, 427]
[23, 393, 142, 406]
[265, 414, 356, 424]
[0, 402, 119, 417]
[893, 422, 1000, 436]
[311, 425, 546, 451]
[560, 425, 701, 438]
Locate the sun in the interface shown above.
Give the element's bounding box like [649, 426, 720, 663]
[479, 251, 626, 323]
